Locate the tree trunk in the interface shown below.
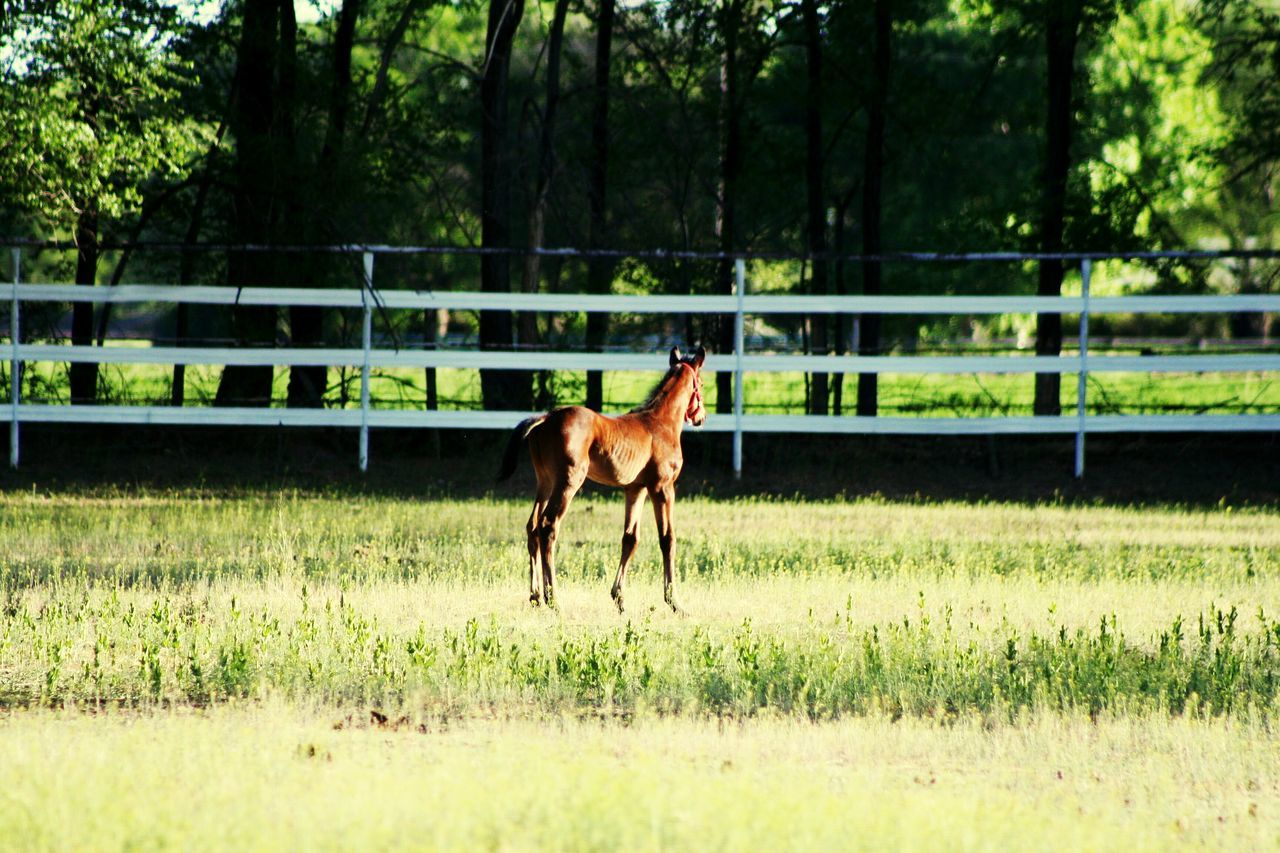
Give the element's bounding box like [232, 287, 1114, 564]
[479, 0, 530, 411]
[173, 88, 234, 405]
[424, 309, 439, 410]
[70, 201, 99, 404]
[216, 0, 280, 407]
[831, 193, 853, 416]
[173, 138, 228, 406]
[171, 294, 188, 405]
[1035, 0, 1082, 417]
[285, 0, 331, 408]
[424, 307, 440, 457]
[715, 0, 743, 416]
[1229, 258, 1267, 339]
[519, 0, 569, 361]
[585, 0, 616, 412]
[858, 0, 891, 417]
[803, 0, 828, 415]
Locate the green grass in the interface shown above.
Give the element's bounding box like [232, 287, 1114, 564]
[2, 492, 1278, 715]
[2, 489, 1278, 847]
[5, 578, 1278, 716]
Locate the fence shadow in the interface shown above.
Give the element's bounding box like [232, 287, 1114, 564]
[2, 425, 1275, 509]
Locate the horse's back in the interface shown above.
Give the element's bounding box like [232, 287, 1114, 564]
[526, 406, 599, 470]
[536, 405, 599, 441]
[528, 406, 654, 488]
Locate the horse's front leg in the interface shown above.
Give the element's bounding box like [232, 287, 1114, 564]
[651, 484, 682, 614]
[611, 486, 648, 613]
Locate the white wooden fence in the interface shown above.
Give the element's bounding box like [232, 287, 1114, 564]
[6, 249, 1280, 477]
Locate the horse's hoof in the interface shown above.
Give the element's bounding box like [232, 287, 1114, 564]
[529, 593, 541, 607]
[664, 585, 683, 615]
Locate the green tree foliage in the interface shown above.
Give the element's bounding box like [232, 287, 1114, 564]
[1194, 0, 1279, 338]
[1, 0, 206, 404]
[1, 0, 1272, 411]
[0, 0, 204, 231]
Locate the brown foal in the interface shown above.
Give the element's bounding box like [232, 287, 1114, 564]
[496, 346, 707, 612]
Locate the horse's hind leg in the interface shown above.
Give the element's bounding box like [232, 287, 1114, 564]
[610, 486, 648, 614]
[526, 492, 548, 605]
[539, 469, 585, 608]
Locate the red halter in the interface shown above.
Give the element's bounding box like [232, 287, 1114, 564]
[681, 362, 704, 423]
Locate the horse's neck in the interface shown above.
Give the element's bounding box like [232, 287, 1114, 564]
[649, 373, 691, 425]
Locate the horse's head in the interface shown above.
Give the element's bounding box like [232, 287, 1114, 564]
[669, 345, 707, 427]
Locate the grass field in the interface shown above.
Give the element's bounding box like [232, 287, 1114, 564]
[1, 488, 1278, 848]
[3, 707, 1277, 850]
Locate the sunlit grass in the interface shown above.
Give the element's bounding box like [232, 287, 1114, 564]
[0, 705, 1276, 850]
[1, 491, 1277, 714]
[1, 488, 1278, 846]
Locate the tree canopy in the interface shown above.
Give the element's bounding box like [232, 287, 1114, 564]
[1, 0, 1275, 410]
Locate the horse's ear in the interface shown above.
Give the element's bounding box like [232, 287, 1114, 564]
[669, 346, 682, 366]
[692, 345, 706, 368]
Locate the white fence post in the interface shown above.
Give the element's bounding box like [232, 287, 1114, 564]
[9, 248, 19, 470]
[359, 251, 374, 472]
[1075, 259, 1091, 479]
[733, 258, 745, 478]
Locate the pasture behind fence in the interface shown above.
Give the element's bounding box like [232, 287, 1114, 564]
[4, 244, 1280, 477]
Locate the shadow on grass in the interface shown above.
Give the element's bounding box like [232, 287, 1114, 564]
[1, 424, 1276, 509]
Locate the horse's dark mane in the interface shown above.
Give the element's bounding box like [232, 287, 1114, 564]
[631, 364, 685, 413]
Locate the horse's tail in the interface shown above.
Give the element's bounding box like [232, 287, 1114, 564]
[496, 414, 549, 482]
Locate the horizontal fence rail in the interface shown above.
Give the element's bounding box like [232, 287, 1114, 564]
[5, 248, 1280, 477]
[15, 283, 1280, 315]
